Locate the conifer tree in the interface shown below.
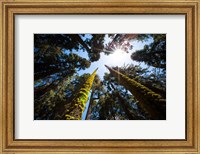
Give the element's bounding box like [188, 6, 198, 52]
[65, 69, 98, 120]
[131, 34, 166, 69]
[105, 65, 166, 120]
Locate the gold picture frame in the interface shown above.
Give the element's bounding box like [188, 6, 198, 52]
[0, 0, 199, 153]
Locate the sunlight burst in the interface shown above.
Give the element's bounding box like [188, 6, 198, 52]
[113, 49, 124, 62]
[106, 48, 129, 66]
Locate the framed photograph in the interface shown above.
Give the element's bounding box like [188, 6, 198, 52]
[0, 0, 199, 153]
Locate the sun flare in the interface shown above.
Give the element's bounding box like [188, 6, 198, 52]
[115, 49, 124, 53]
[105, 48, 130, 67]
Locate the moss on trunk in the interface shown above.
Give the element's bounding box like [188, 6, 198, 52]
[65, 68, 98, 120]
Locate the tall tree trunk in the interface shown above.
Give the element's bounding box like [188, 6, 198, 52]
[140, 81, 166, 98]
[85, 90, 94, 120]
[107, 34, 120, 50]
[114, 91, 142, 120]
[34, 67, 61, 81]
[69, 34, 91, 53]
[34, 77, 62, 100]
[105, 65, 166, 120]
[64, 68, 98, 120]
[98, 94, 114, 120]
[109, 82, 139, 120]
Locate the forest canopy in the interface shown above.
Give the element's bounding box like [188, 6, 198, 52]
[34, 34, 166, 120]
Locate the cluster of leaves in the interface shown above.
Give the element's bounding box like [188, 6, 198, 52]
[131, 34, 166, 69]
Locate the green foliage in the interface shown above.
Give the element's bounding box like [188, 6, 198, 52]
[131, 34, 166, 69]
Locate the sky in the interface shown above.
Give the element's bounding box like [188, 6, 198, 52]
[78, 35, 153, 80]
